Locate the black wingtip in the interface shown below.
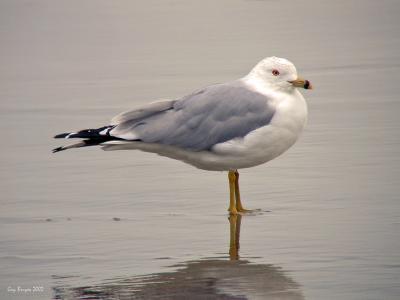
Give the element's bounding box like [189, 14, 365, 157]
[52, 146, 65, 153]
[54, 133, 70, 139]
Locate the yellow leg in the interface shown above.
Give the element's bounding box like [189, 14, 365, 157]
[228, 170, 238, 215]
[234, 170, 251, 213]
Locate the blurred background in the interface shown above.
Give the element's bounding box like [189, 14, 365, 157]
[1, 0, 399, 299]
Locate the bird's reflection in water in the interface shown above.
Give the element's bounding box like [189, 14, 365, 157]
[229, 214, 241, 261]
[53, 215, 304, 300]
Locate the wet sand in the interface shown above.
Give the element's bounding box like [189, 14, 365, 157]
[1, 0, 400, 299]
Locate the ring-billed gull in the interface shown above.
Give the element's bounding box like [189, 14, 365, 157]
[53, 56, 312, 215]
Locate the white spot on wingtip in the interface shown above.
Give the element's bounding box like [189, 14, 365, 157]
[99, 128, 109, 135]
[65, 133, 75, 139]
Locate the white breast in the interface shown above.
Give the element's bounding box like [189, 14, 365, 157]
[208, 89, 307, 170]
[270, 89, 308, 138]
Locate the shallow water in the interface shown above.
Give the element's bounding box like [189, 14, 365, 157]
[1, 0, 400, 299]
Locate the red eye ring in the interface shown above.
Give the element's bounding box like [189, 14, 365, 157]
[272, 69, 280, 76]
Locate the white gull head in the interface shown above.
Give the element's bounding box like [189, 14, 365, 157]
[246, 56, 312, 92]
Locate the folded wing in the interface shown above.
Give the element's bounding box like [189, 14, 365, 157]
[110, 81, 276, 151]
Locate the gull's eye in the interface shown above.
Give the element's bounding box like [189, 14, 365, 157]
[272, 69, 280, 76]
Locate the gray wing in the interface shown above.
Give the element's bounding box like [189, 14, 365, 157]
[110, 99, 176, 125]
[110, 81, 275, 151]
